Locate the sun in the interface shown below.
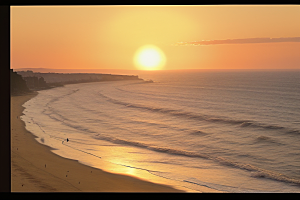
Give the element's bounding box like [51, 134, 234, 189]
[133, 45, 166, 70]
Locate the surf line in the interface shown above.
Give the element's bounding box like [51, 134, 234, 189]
[30, 117, 212, 192]
[62, 142, 102, 159]
[31, 118, 64, 140]
[30, 117, 102, 159]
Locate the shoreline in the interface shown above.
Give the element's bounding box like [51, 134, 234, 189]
[11, 92, 183, 192]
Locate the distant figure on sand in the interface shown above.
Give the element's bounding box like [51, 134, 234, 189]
[62, 138, 69, 144]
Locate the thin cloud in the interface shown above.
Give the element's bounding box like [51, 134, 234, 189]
[173, 37, 300, 46]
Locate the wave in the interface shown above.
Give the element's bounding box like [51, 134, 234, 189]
[183, 177, 264, 193]
[189, 130, 208, 136]
[46, 89, 80, 106]
[254, 136, 283, 145]
[92, 133, 300, 186]
[31, 107, 300, 188]
[29, 116, 102, 160]
[286, 129, 300, 135]
[41, 89, 81, 123]
[97, 92, 300, 135]
[36, 89, 100, 135]
[45, 111, 96, 134]
[34, 105, 98, 137]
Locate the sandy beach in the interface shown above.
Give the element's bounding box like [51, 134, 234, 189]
[11, 92, 183, 192]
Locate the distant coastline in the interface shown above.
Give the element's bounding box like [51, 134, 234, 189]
[12, 68, 142, 75]
[11, 69, 143, 96]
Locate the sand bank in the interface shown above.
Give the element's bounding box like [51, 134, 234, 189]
[11, 92, 183, 192]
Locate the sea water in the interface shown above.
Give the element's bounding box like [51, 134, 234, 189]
[21, 70, 300, 192]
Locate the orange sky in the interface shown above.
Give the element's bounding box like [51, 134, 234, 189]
[10, 5, 300, 72]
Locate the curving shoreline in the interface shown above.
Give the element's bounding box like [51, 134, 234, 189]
[11, 92, 183, 192]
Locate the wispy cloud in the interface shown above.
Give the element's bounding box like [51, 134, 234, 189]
[173, 37, 300, 46]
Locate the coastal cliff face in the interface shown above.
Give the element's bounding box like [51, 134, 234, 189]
[10, 69, 30, 95]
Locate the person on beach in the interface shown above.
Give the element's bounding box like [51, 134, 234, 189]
[62, 138, 69, 144]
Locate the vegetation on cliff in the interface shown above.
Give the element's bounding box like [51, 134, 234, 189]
[10, 69, 30, 95]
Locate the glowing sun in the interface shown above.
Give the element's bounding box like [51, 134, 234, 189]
[134, 45, 166, 70]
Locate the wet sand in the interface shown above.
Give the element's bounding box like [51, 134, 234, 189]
[11, 92, 183, 192]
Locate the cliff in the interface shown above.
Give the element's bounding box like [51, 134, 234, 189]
[10, 69, 30, 95]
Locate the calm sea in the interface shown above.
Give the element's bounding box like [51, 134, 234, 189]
[21, 70, 300, 192]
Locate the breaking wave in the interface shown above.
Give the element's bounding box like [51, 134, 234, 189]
[97, 92, 299, 135]
[92, 133, 300, 186]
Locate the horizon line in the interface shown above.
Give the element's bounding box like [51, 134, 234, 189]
[11, 67, 300, 73]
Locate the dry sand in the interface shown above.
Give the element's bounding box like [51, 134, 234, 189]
[11, 92, 183, 192]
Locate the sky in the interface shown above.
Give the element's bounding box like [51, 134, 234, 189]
[10, 5, 300, 72]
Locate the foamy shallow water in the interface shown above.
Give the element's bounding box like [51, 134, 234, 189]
[21, 70, 300, 192]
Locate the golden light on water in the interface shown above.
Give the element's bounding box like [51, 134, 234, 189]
[133, 45, 166, 70]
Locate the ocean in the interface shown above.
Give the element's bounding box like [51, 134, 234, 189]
[21, 70, 300, 192]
